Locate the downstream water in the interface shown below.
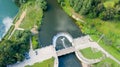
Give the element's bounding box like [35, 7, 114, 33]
[39, 0, 82, 67]
[0, 0, 18, 40]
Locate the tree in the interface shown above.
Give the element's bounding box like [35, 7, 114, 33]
[39, 0, 47, 10]
[58, 0, 64, 4]
[100, 8, 115, 20]
[13, 0, 28, 7]
[69, 0, 74, 7]
[95, 3, 105, 16]
[0, 30, 31, 66]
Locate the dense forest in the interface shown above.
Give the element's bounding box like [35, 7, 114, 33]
[0, 31, 31, 67]
[58, 0, 120, 21]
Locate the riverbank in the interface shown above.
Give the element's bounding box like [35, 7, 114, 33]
[1, 0, 44, 46]
[59, 0, 120, 66]
[0, 0, 47, 66]
[8, 9, 26, 39]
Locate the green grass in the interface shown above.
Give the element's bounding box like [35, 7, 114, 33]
[25, 57, 54, 67]
[32, 34, 39, 50]
[91, 35, 120, 61]
[82, 18, 120, 61]
[92, 58, 120, 67]
[20, 1, 43, 30]
[3, 25, 15, 39]
[104, 0, 119, 8]
[10, 30, 21, 40]
[80, 47, 103, 59]
[104, 1, 115, 8]
[62, 0, 73, 16]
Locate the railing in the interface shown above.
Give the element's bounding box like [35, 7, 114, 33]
[56, 47, 75, 56]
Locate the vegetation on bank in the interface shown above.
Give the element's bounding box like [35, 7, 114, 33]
[0, 0, 47, 66]
[19, 0, 43, 30]
[76, 18, 120, 61]
[58, 0, 120, 66]
[3, 25, 15, 40]
[19, 0, 47, 30]
[0, 30, 31, 67]
[80, 47, 103, 59]
[14, 0, 47, 10]
[92, 58, 120, 67]
[25, 57, 54, 67]
[32, 34, 39, 50]
[14, 0, 28, 7]
[59, 0, 120, 21]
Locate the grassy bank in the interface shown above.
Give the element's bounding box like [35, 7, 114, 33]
[25, 57, 54, 67]
[9, 0, 44, 48]
[32, 34, 39, 50]
[92, 58, 120, 67]
[19, 1, 43, 30]
[80, 47, 103, 59]
[3, 25, 15, 40]
[60, 0, 120, 65]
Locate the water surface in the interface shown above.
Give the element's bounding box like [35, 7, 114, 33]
[39, 0, 82, 67]
[0, 0, 18, 39]
[39, 0, 82, 46]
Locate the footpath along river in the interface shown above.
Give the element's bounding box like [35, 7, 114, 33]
[39, 0, 83, 67]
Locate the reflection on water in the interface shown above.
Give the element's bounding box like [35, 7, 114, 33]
[39, 0, 82, 46]
[0, 0, 18, 40]
[39, 0, 82, 67]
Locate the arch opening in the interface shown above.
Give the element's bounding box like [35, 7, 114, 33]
[53, 32, 73, 51]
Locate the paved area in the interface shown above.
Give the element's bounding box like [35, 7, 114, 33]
[8, 38, 58, 67]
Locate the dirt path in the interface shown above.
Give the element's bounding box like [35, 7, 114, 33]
[8, 10, 27, 39]
[15, 10, 27, 29]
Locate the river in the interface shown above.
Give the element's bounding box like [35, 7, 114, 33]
[0, 0, 18, 40]
[39, 0, 82, 67]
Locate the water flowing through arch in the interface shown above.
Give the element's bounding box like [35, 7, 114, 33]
[52, 32, 73, 50]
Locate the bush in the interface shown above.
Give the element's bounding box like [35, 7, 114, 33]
[99, 8, 115, 20]
[0, 30, 31, 66]
[32, 35, 39, 50]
